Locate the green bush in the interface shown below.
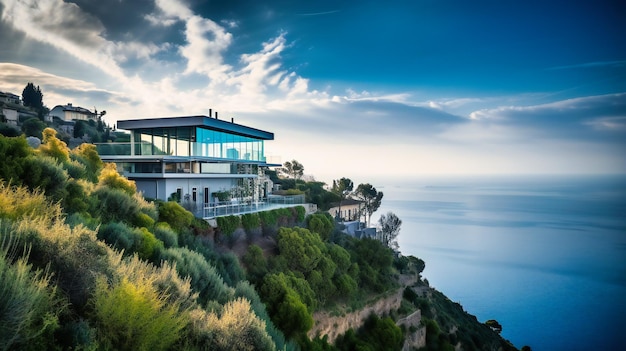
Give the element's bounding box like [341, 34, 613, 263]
[335, 314, 404, 351]
[63, 159, 87, 180]
[153, 223, 178, 248]
[0, 135, 32, 186]
[216, 215, 240, 237]
[93, 277, 188, 351]
[70, 143, 103, 182]
[242, 245, 268, 284]
[259, 210, 277, 227]
[295, 205, 306, 223]
[98, 222, 137, 252]
[259, 273, 315, 339]
[0, 239, 62, 350]
[92, 187, 138, 223]
[9, 215, 110, 311]
[22, 155, 69, 202]
[233, 281, 293, 351]
[158, 201, 193, 233]
[160, 247, 233, 305]
[187, 298, 275, 351]
[241, 213, 261, 232]
[63, 178, 90, 214]
[133, 212, 156, 229]
[307, 213, 334, 241]
[134, 227, 163, 260]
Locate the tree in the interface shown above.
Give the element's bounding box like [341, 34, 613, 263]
[355, 183, 383, 227]
[281, 160, 304, 180]
[378, 212, 401, 251]
[332, 177, 353, 220]
[22, 83, 45, 119]
[21, 117, 46, 138]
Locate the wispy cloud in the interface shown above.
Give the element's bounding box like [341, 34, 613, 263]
[297, 10, 340, 17]
[547, 60, 626, 71]
[0, 63, 117, 106]
[468, 93, 626, 141]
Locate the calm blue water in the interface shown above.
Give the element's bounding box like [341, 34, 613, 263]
[373, 175, 626, 351]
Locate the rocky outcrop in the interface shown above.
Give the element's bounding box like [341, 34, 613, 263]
[308, 288, 405, 343]
[308, 274, 423, 345]
[397, 310, 426, 351]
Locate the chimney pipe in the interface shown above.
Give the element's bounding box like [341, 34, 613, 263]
[231, 117, 234, 123]
[215, 112, 218, 119]
[209, 108, 212, 117]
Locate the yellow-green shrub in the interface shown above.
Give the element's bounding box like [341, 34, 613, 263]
[93, 277, 188, 351]
[187, 298, 275, 351]
[158, 201, 193, 233]
[97, 163, 136, 195]
[0, 236, 63, 350]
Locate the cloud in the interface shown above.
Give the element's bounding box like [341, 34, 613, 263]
[179, 15, 233, 80]
[0, 63, 117, 106]
[297, 10, 340, 17]
[468, 93, 626, 141]
[547, 60, 626, 71]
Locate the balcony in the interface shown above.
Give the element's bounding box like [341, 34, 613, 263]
[202, 194, 317, 219]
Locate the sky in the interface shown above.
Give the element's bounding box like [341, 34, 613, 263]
[1, 0, 625, 184]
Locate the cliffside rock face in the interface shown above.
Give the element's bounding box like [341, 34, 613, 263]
[308, 288, 405, 343]
[308, 274, 428, 350]
[396, 310, 426, 351]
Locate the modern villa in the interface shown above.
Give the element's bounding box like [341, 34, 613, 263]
[97, 113, 311, 220]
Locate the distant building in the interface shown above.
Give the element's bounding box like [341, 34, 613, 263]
[0, 91, 21, 105]
[96, 114, 314, 219]
[0, 90, 36, 125]
[328, 198, 364, 222]
[47, 103, 97, 123]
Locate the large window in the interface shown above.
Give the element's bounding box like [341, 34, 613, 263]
[133, 126, 266, 161]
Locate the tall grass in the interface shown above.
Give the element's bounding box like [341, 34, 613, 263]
[0, 234, 63, 351]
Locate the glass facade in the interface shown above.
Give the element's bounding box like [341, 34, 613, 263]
[132, 126, 265, 162]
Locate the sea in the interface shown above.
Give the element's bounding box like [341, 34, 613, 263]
[372, 175, 626, 351]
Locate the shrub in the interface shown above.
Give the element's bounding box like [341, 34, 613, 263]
[295, 205, 306, 223]
[134, 227, 163, 260]
[71, 143, 103, 182]
[63, 178, 90, 214]
[12, 218, 110, 311]
[187, 298, 275, 351]
[98, 222, 137, 252]
[307, 213, 334, 241]
[92, 187, 138, 223]
[0, 135, 32, 186]
[93, 276, 188, 351]
[22, 155, 69, 202]
[234, 281, 291, 351]
[38, 128, 70, 163]
[0, 183, 62, 222]
[0, 238, 63, 350]
[97, 163, 136, 195]
[158, 201, 193, 233]
[63, 158, 87, 180]
[241, 213, 261, 232]
[160, 247, 233, 305]
[133, 212, 156, 229]
[242, 245, 268, 284]
[216, 215, 240, 237]
[153, 223, 178, 248]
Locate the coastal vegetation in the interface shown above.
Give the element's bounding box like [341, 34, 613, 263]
[0, 130, 521, 350]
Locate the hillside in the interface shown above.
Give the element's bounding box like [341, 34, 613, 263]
[0, 131, 522, 351]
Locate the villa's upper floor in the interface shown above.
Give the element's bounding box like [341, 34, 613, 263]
[97, 115, 279, 174]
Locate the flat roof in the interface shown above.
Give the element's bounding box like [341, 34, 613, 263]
[117, 116, 274, 140]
